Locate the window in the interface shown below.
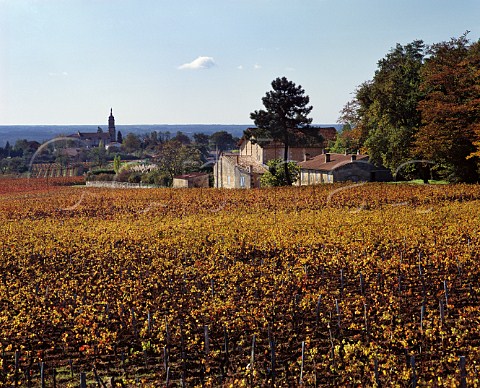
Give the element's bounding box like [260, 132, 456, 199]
[240, 176, 245, 188]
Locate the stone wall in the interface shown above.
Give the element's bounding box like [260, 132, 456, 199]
[85, 181, 157, 189]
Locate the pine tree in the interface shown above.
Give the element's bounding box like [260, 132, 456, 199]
[248, 77, 315, 185]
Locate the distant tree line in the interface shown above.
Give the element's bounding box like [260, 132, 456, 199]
[117, 130, 238, 186]
[0, 138, 114, 175]
[120, 130, 238, 156]
[335, 32, 480, 182]
[0, 128, 239, 189]
[0, 129, 238, 182]
[0, 140, 41, 174]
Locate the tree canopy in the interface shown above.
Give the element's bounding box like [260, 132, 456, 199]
[209, 131, 237, 151]
[153, 140, 202, 186]
[414, 34, 480, 182]
[339, 34, 480, 182]
[353, 41, 425, 172]
[260, 159, 300, 187]
[248, 76, 316, 185]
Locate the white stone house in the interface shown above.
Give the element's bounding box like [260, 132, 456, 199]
[213, 153, 266, 188]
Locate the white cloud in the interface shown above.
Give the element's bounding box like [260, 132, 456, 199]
[254, 64, 262, 70]
[48, 71, 69, 77]
[178, 56, 216, 70]
[237, 65, 244, 70]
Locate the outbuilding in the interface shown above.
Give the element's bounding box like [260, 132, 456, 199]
[297, 153, 392, 184]
[172, 172, 210, 188]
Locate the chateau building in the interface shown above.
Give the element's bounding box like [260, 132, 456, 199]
[214, 127, 393, 187]
[213, 127, 337, 188]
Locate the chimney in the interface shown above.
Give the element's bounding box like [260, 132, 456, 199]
[303, 152, 310, 162]
[325, 153, 331, 163]
[351, 154, 357, 162]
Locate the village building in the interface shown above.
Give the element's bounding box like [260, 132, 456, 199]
[172, 172, 210, 188]
[297, 152, 392, 184]
[213, 153, 267, 188]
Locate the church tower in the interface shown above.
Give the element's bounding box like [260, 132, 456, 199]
[108, 108, 116, 142]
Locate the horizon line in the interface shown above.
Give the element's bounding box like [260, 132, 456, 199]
[0, 123, 252, 127]
[0, 122, 342, 127]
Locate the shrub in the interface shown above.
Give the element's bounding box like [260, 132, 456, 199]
[114, 169, 132, 182]
[127, 172, 142, 183]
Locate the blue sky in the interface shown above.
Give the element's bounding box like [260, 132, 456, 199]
[1, 0, 479, 125]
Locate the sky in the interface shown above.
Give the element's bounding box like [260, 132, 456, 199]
[1, 0, 479, 125]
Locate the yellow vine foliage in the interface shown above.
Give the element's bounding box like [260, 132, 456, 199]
[0, 178, 479, 386]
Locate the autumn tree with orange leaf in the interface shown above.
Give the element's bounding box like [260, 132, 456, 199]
[413, 33, 480, 182]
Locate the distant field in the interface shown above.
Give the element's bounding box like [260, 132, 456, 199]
[0, 179, 479, 386]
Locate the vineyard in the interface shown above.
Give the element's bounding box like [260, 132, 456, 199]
[0, 178, 480, 387]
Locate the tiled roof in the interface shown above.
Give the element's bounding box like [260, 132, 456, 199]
[298, 153, 369, 171]
[174, 172, 209, 179]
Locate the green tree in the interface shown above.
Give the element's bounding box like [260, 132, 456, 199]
[117, 131, 123, 144]
[357, 41, 425, 171]
[89, 143, 107, 167]
[113, 154, 121, 173]
[193, 133, 211, 160]
[209, 131, 237, 151]
[248, 76, 314, 185]
[0, 157, 27, 174]
[4, 141, 11, 157]
[154, 140, 202, 186]
[330, 123, 359, 154]
[414, 34, 480, 182]
[193, 133, 209, 146]
[13, 139, 40, 159]
[260, 159, 300, 187]
[141, 131, 161, 152]
[171, 131, 191, 145]
[121, 133, 142, 154]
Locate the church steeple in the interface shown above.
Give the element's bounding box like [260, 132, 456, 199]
[108, 108, 116, 142]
